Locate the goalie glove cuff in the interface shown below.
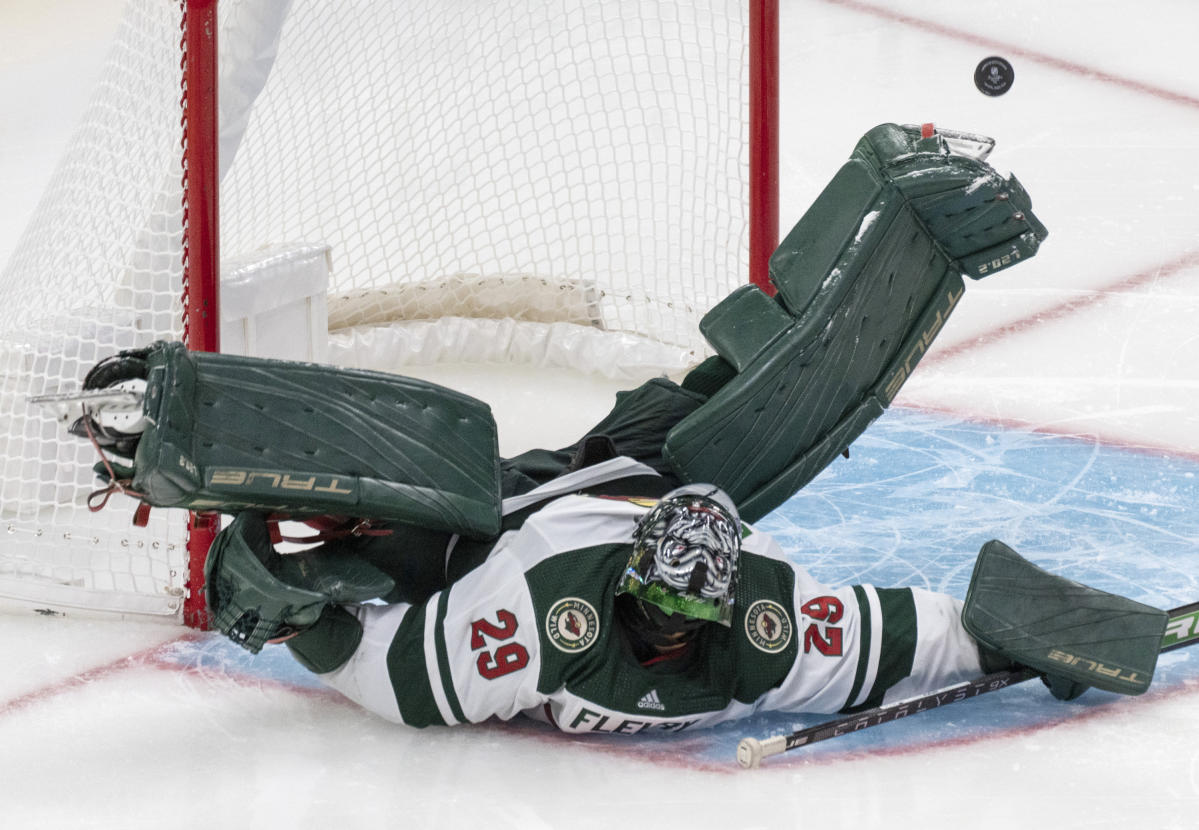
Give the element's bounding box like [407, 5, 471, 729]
[204, 512, 392, 654]
[285, 605, 364, 674]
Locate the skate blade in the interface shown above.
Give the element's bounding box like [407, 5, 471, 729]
[27, 386, 144, 425]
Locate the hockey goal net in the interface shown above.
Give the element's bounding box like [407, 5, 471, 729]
[0, 0, 778, 623]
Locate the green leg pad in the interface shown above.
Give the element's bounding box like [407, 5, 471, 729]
[131, 341, 502, 538]
[963, 541, 1167, 696]
[663, 124, 1047, 521]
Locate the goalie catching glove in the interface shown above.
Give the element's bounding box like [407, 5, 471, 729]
[204, 511, 394, 655]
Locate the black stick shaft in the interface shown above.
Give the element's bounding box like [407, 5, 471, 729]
[783, 667, 1036, 751]
[737, 599, 1199, 767]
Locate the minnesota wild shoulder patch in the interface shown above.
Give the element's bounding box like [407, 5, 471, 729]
[546, 597, 600, 653]
[744, 599, 792, 653]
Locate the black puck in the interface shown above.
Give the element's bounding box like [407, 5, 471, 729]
[974, 56, 1015, 96]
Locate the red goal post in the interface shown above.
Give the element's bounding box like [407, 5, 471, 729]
[0, 0, 779, 626]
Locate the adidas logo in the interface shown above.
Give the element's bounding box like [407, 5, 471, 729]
[636, 689, 665, 711]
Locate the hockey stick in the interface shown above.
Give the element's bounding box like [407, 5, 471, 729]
[736, 599, 1199, 768]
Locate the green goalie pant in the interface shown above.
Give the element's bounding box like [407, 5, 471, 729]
[663, 123, 1049, 522]
[123, 341, 503, 538]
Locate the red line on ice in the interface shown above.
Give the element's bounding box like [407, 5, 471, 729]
[818, 0, 1199, 111]
[0, 631, 346, 720]
[898, 246, 1199, 462]
[766, 674, 1199, 770]
[0, 632, 204, 718]
[925, 248, 1199, 367]
[7, 629, 1195, 775]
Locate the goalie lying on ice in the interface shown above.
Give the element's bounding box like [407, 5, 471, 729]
[204, 486, 1167, 732]
[66, 123, 1167, 730]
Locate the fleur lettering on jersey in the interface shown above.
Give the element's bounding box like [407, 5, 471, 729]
[545, 597, 600, 653]
[744, 599, 793, 653]
[568, 707, 697, 734]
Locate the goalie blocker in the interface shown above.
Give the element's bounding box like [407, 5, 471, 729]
[964, 540, 1168, 699]
[71, 123, 1047, 533]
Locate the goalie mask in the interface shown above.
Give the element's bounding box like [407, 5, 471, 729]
[616, 484, 742, 628]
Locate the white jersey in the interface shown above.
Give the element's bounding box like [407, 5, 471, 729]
[316, 494, 984, 734]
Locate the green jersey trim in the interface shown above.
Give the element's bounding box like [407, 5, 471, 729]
[433, 588, 468, 724]
[842, 587, 918, 713]
[844, 585, 872, 710]
[386, 603, 446, 727]
[869, 588, 918, 701]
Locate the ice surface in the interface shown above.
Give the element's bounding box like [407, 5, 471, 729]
[2, 1, 1198, 827]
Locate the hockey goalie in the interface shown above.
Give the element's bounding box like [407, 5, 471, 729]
[59, 124, 1170, 735]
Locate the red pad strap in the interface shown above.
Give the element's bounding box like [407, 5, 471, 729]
[132, 502, 152, 527]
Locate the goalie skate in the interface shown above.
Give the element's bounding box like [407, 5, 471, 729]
[29, 378, 147, 458]
[29, 383, 144, 425]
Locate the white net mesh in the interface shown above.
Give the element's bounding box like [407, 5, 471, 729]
[222, 0, 750, 355]
[0, 0, 758, 619]
[0, 0, 187, 618]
